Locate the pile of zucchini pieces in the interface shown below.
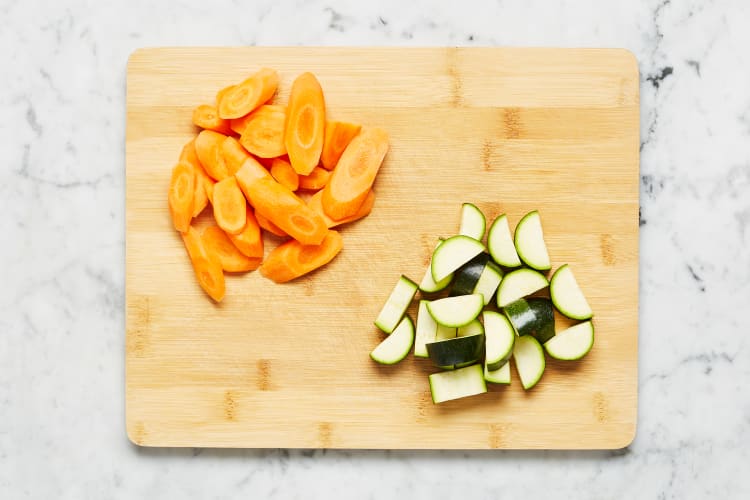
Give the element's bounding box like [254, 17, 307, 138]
[371, 203, 594, 404]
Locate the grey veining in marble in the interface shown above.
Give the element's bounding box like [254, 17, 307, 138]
[1, 0, 749, 498]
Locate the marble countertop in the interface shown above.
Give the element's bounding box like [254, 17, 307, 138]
[2, 0, 749, 497]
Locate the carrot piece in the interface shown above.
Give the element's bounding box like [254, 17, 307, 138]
[192, 104, 232, 135]
[202, 225, 262, 273]
[308, 189, 375, 228]
[228, 207, 264, 257]
[194, 130, 230, 181]
[220, 136, 251, 175]
[230, 104, 285, 135]
[298, 166, 331, 191]
[212, 176, 247, 235]
[256, 212, 288, 238]
[216, 84, 236, 106]
[235, 158, 328, 245]
[168, 161, 196, 233]
[204, 178, 215, 204]
[179, 139, 210, 217]
[284, 72, 326, 175]
[260, 230, 343, 283]
[218, 68, 279, 119]
[321, 127, 389, 221]
[181, 226, 225, 302]
[270, 157, 299, 192]
[321, 121, 361, 170]
[239, 105, 287, 158]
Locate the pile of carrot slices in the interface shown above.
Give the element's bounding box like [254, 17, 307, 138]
[167, 68, 389, 302]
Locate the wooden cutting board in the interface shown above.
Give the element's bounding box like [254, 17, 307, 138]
[126, 47, 639, 449]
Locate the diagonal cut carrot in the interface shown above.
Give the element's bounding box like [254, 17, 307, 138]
[192, 104, 232, 135]
[235, 158, 328, 245]
[308, 189, 375, 228]
[239, 105, 287, 158]
[228, 206, 264, 258]
[212, 176, 246, 235]
[179, 139, 210, 217]
[321, 121, 361, 170]
[202, 225, 262, 273]
[321, 127, 388, 221]
[298, 166, 331, 191]
[284, 72, 326, 175]
[256, 212, 289, 238]
[168, 161, 196, 233]
[230, 104, 285, 136]
[260, 230, 343, 283]
[195, 130, 230, 181]
[270, 157, 299, 192]
[181, 226, 225, 302]
[220, 136, 251, 175]
[218, 68, 279, 119]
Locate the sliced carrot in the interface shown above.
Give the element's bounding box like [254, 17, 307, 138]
[321, 121, 361, 170]
[270, 157, 299, 192]
[181, 226, 225, 302]
[228, 207, 264, 257]
[194, 130, 230, 181]
[216, 84, 236, 106]
[212, 176, 247, 235]
[235, 158, 328, 245]
[220, 136, 251, 175]
[308, 189, 375, 228]
[179, 139, 210, 217]
[218, 68, 279, 119]
[298, 166, 331, 191]
[256, 212, 288, 238]
[239, 105, 287, 158]
[205, 178, 215, 204]
[284, 72, 326, 175]
[202, 225, 262, 273]
[230, 104, 285, 135]
[168, 161, 196, 233]
[321, 127, 389, 221]
[192, 104, 232, 135]
[260, 230, 343, 283]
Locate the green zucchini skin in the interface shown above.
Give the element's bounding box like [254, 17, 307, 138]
[426, 334, 485, 368]
[502, 297, 555, 343]
[450, 253, 491, 297]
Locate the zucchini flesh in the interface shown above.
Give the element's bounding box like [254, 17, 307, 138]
[487, 214, 521, 267]
[458, 202, 486, 241]
[457, 318, 484, 337]
[374, 275, 418, 333]
[514, 210, 551, 271]
[496, 268, 548, 307]
[430, 235, 486, 282]
[419, 240, 453, 293]
[550, 264, 593, 320]
[473, 260, 503, 305]
[484, 360, 511, 385]
[426, 333, 485, 368]
[436, 323, 457, 340]
[513, 335, 545, 390]
[429, 364, 487, 404]
[483, 311, 515, 371]
[370, 316, 415, 365]
[544, 321, 594, 360]
[426, 293, 484, 328]
[414, 300, 437, 358]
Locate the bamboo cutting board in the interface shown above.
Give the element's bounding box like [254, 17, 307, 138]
[126, 47, 639, 449]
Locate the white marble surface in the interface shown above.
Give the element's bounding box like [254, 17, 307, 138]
[1, 0, 749, 497]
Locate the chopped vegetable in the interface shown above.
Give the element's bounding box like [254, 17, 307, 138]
[181, 226, 225, 302]
[194, 130, 230, 181]
[514, 210, 551, 271]
[496, 268, 548, 308]
[212, 176, 246, 235]
[168, 161, 196, 233]
[307, 189, 375, 228]
[192, 104, 232, 135]
[220, 136, 251, 175]
[202, 225, 262, 273]
[513, 335, 545, 390]
[259, 230, 343, 283]
[544, 321, 595, 360]
[218, 67, 279, 119]
[298, 166, 331, 191]
[179, 139, 211, 217]
[374, 275, 418, 334]
[487, 214, 521, 267]
[284, 72, 326, 175]
[458, 202, 486, 241]
[321, 120, 361, 170]
[228, 207, 264, 258]
[431, 235, 485, 283]
[429, 365, 487, 404]
[370, 316, 415, 365]
[426, 294, 484, 328]
[269, 157, 299, 192]
[239, 104, 287, 158]
[256, 211, 289, 238]
[550, 264, 593, 320]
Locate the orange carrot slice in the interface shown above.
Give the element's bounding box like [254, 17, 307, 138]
[321, 121, 361, 170]
[181, 226, 225, 302]
[212, 176, 246, 235]
[230, 104, 284, 135]
[192, 104, 232, 135]
[260, 230, 343, 283]
[202, 225, 262, 273]
[179, 139, 210, 217]
[216, 84, 236, 106]
[298, 166, 331, 191]
[308, 189, 375, 228]
[256, 212, 288, 238]
[235, 158, 328, 245]
[270, 157, 299, 192]
[218, 68, 279, 119]
[284, 72, 326, 175]
[321, 127, 389, 221]
[239, 105, 287, 158]
[204, 178, 215, 204]
[195, 130, 230, 181]
[228, 207, 264, 257]
[168, 161, 196, 233]
[220, 136, 251, 175]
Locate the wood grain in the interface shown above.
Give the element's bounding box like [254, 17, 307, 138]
[126, 47, 639, 449]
